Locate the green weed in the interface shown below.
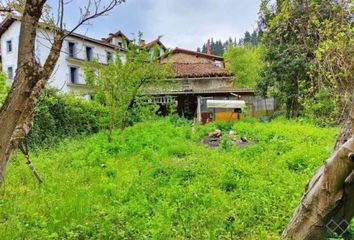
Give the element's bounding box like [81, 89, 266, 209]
[0, 117, 339, 239]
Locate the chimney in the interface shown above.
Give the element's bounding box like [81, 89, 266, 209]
[207, 39, 211, 55]
[139, 39, 146, 47]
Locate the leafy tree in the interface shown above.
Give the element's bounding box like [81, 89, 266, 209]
[224, 44, 264, 88]
[85, 41, 172, 141]
[257, 0, 354, 238]
[303, 87, 340, 127]
[258, 0, 353, 118]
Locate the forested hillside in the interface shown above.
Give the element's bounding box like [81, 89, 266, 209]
[197, 30, 261, 56]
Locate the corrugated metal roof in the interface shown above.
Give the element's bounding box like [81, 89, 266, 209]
[207, 100, 246, 108]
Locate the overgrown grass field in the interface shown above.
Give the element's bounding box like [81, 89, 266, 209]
[0, 117, 340, 239]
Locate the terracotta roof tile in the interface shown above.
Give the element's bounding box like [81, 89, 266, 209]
[173, 63, 232, 78]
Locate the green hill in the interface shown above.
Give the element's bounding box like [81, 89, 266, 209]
[0, 117, 340, 239]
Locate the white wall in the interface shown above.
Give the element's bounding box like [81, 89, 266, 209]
[110, 36, 128, 49]
[1, 21, 125, 96]
[148, 45, 165, 58]
[1, 21, 20, 83]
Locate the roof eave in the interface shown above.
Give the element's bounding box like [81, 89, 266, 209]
[172, 47, 224, 61]
[0, 17, 16, 38]
[0, 17, 125, 51]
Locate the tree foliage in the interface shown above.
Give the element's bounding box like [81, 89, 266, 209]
[224, 44, 264, 88]
[27, 89, 109, 148]
[238, 30, 262, 46]
[85, 41, 173, 141]
[198, 30, 262, 56]
[258, 0, 353, 119]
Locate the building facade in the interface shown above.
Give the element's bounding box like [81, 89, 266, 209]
[154, 48, 259, 121]
[0, 17, 166, 98]
[0, 17, 273, 121]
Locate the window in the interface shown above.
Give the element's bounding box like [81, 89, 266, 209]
[117, 41, 123, 48]
[86, 46, 93, 61]
[7, 67, 13, 80]
[69, 67, 79, 84]
[106, 51, 112, 63]
[214, 60, 223, 67]
[68, 42, 76, 58]
[6, 40, 12, 53]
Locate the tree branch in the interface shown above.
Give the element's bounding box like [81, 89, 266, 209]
[63, 0, 124, 38]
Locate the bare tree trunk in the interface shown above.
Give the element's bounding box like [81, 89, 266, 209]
[283, 102, 354, 239]
[0, 1, 63, 181]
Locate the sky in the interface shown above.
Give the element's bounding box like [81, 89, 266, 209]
[49, 0, 261, 50]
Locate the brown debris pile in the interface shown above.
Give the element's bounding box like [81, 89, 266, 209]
[202, 129, 254, 148]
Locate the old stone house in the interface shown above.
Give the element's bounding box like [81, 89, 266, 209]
[151, 48, 259, 121]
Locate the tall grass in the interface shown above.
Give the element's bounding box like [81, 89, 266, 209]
[0, 117, 339, 239]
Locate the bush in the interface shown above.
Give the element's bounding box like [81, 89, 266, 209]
[0, 72, 9, 106]
[125, 96, 160, 127]
[303, 87, 340, 127]
[27, 89, 109, 147]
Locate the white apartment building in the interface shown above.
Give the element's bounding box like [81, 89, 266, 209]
[0, 17, 167, 97]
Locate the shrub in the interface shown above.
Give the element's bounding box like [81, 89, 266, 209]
[303, 87, 340, 127]
[27, 88, 109, 147]
[0, 72, 9, 106]
[125, 96, 160, 127]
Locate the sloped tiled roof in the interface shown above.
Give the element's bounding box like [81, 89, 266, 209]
[145, 38, 167, 50]
[171, 48, 224, 61]
[173, 62, 232, 78]
[101, 30, 132, 43]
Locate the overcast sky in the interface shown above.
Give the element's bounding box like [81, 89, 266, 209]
[49, 0, 261, 50]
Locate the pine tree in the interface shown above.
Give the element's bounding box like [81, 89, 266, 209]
[243, 31, 252, 44]
[201, 44, 207, 53]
